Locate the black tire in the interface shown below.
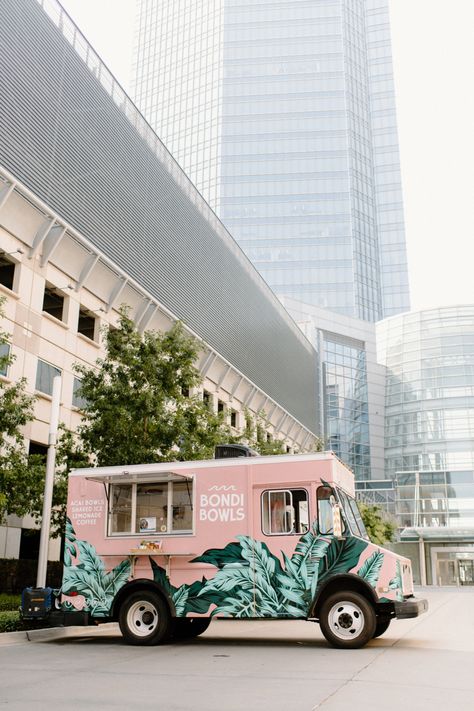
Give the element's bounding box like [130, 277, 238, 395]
[172, 617, 210, 640]
[319, 591, 376, 649]
[373, 617, 391, 638]
[119, 590, 172, 646]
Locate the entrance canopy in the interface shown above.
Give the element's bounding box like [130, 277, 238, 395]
[401, 527, 474, 543]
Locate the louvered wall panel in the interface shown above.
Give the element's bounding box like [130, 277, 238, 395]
[0, 0, 319, 433]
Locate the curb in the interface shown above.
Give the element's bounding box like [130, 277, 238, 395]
[0, 622, 120, 646]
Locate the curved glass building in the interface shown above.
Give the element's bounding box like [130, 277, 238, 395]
[378, 306, 474, 483]
[377, 307, 474, 585]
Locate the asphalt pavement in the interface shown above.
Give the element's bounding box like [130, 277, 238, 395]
[0, 587, 473, 710]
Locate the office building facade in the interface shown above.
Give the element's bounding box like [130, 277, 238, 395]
[0, 0, 321, 559]
[283, 298, 385, 482]
[377, 307, 474, 585]
[132, 0, 410, 321]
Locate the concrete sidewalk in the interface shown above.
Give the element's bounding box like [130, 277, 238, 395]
[0, 622, 120, 646]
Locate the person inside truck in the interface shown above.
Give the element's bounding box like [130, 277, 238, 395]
[270, 494, 288, 533]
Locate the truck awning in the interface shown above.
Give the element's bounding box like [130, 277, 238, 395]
[85, 470, 193, 485]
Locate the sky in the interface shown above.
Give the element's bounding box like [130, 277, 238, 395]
[59, 0, 474, 314]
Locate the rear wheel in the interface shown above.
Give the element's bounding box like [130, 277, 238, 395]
[319, 591, 376, 649]
[119, 590, 171, 645]
[172, 617, 210, 639]
[373, 617, 391, 638]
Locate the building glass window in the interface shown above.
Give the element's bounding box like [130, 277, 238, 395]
[43, 286, 65, 321]
[0, 256, 15, 291]
[77, 309, 96, 340]
[72, 377, 87, 409]
[35, 359, 61, 395]
[0, 342, 10, 376]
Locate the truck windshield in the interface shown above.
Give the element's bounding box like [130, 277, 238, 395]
[337, 489, 369, 541]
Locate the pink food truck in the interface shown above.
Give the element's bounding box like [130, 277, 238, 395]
[24, 447, 427, 648]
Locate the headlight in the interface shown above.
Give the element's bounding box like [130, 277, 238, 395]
[401, 561, 414, 595]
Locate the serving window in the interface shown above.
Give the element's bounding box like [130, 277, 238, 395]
[107, 478, 193, 535]
[261, 489, 309, 535]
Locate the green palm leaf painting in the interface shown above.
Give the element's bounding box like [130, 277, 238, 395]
[62, 519, 374, 619]
[389, 560, 404, 601]
[318, 536, 368, 585]
[357, 551, 384, 588]
[62, 519, 131, 615]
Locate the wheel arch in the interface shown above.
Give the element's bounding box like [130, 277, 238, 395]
[310, 574, 378, 619]
[111, 579, 176, 620]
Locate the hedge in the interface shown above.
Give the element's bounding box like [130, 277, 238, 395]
[0, 611, 23, 633]
[0, 559, 63, 594]
[0, 594, 21, 611]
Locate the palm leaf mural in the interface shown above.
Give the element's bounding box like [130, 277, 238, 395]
[150, 558, 209, 615]
[357, 551, 384, 588]
[318, 536, 368, 585]
[277, 535, 332, 613]
[183, 578, 215, 615]
[64, 518, 77, 567]
[199, 565, 254, 595]
[75, 539, 106, 577]
[389, 560, 404, 601]
[62, 519, 131, 615]
[62, 520, 372, 620]
[214, 590, 255, 618]
[172, 585, 190, 616]
[191, 542, 245, 568]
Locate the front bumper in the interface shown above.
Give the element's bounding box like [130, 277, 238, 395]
[394, 597, 428, 619]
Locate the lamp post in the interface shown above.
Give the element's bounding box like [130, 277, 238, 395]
[36, 375, 61, 588]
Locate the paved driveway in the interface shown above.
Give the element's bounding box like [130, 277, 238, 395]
[1, 588, 473, 710]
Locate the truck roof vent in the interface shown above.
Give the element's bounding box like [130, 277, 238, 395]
[214, 444, 259, 459]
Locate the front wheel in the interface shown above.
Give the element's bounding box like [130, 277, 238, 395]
[319, 591, 376, 649]
[373, 617, 391, 638]
[119, 590, 171, 645]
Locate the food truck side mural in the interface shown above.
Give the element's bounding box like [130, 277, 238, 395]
[62, 518, 404, 618]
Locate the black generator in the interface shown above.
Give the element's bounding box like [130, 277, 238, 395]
[214, 444, 259, 459]
[21, 587, 55, 619]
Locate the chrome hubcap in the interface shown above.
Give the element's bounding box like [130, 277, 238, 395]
[328, 601, 364, 640]
[127, 600, 158, 637]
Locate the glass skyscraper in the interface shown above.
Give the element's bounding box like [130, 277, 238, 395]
[377, 307, 474, 483]
[132, 0, 410, 322]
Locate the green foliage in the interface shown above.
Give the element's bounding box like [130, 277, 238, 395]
[74, 308, 231, 465]
[0, 610, 53, 633]
[240, 409, 286, 455]
[359, 503, 396, 546]
[0, 610, 22, 633]
[0, 297, 36, 521]
[240, 408, 323, 455]
[0, 594, 21, 611]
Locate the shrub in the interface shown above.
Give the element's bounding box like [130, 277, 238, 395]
[0, 593, 21, 611]
[0, 611, 23, 633]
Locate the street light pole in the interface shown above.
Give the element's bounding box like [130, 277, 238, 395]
[36, 375, 61, 588]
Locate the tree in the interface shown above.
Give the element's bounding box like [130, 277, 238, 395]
[359, 503, 396, 545]
[74, 309, 231, 466]
[241, 409, 286, 455]
[0, 297, 37, 522]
